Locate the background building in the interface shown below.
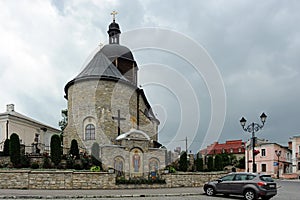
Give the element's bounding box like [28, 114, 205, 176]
[245, 139, 292, 177]
[0, 104, 60, 154]
[290, 135, 300, 177]
[200, 140, 245, 160]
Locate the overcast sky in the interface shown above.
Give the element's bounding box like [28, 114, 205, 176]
[1, 0, 300, 153]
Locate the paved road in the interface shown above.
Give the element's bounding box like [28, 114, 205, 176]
[0, 179, 299, 199]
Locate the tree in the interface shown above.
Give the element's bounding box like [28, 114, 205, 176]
[70, 139, 79, 159]
[58, 109, 68, 131]
[179, 151, 188, 172]
[229, 154, 237, 165]
[3, 139, 10, 156]
[195, 153, 203, 171]
[50, 134, 62, 166]
[214, 154, 223, 171]
[9, 133, 21, 167]
[207, 156, 214, 171]
[220, 153, 230, 166]
[58, 109, 68, 145]
[236, 156, 246, 169]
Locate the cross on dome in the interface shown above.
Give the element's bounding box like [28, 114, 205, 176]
[111, 10, 118, 22]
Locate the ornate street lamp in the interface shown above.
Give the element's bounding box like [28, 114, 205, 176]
[240, 113, 267, 173]
[275, 150, 281, 179]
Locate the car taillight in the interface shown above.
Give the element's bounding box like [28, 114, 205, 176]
[257, 181, 267, 186]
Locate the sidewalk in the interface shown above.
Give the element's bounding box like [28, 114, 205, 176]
[0, 187, 203, 199]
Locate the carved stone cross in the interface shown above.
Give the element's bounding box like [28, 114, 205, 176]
[112, 110, 125, 136]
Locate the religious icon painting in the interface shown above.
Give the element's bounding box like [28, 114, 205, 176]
[130, 148, 143, 176]
[149, 158, 159, 172]
[114, 156, 124, 176]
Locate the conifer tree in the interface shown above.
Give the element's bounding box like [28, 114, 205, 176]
[70, 139, 79, 159]
[50, 134, 62, 166]
[3, 139, 10, 156]
[179, 151, 188, 172]
[9, 133, 20, 167]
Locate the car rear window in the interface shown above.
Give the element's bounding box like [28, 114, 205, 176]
[260, 175, 274, 182]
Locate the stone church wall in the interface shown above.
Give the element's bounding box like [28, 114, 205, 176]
[64, 80, 158, 153]
[0, 169, 226, 189]
[100, 145, 166, 175]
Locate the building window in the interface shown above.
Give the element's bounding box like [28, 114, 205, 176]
[261, 149, 266, 157]
[85, 124, 95, 140]
[222, 149, 226, 153]
[238, 148, 241, 153]
[261, 164, 266, 172]
[230, 148, 233, 153]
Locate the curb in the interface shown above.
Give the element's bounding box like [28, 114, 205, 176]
[0, 193, 202, 199]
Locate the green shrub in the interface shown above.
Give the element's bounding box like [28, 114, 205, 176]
[74, 163, 82, 170]
[214, 154, 223, 171]
[9, 133, 21, 167]
[116, 177, 166, 185]
[69, 139, 79, 159]
[3, 139, 10, 156]
[90, 166, 101, 172]
[165, 166, 176, 173]
[20, 154, 30, 168]
[179, 151, 188, 172]
[43, 154, 52, 169]
[207, 156, 214, 171]
[31, 162, 39, 169]
[50, 134, 62, 166]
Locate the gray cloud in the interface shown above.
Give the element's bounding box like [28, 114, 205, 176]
[1, 0, 299, 152]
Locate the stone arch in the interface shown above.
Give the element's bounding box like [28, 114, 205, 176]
[114, 156, 125, 176]
[83, 116, 96, 140]
[149, 157, 160, 172]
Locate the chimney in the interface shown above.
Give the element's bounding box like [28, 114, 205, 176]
[6, 104, 15, 112]
[288, 141, 292, 150]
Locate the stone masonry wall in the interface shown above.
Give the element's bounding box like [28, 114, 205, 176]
[0, 169, 226, 189]
[162, 172, 227, 187]
[64, 80, 158, 153]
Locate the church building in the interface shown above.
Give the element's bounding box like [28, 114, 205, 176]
[63, 13, 166, 177]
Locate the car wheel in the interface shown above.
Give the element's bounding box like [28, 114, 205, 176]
[243, 189, 257, 200]
[205, 186, 215, 196]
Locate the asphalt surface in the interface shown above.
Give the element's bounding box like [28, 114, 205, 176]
[0, 179, 299, 199]
[0, 187, 202, 199]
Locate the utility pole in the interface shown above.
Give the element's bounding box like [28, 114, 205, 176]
[185, 136, 188, 153]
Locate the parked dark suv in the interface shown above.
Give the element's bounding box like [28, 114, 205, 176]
[203, 172, 277, 200]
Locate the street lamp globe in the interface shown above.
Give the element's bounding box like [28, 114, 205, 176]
[240, 117, 247, 127]
[260, 113, 267, 124]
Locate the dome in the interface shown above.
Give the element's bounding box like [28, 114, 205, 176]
[101, 44, 134, 61]
[64, 52, 132, 99]
[108, 21, 120, 32]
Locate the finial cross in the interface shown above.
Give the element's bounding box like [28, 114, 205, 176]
[111, 10, 118, 21]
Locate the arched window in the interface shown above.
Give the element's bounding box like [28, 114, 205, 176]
[85, 124, 95, 140]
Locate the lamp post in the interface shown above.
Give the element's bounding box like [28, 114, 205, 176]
[240, 113, 267, 173]
[275, 150, 281, 179]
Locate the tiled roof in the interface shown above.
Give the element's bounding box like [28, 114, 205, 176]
[200, 140, 245, 155]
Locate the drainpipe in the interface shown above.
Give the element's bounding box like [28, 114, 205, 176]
[6, 120, 9, 139]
